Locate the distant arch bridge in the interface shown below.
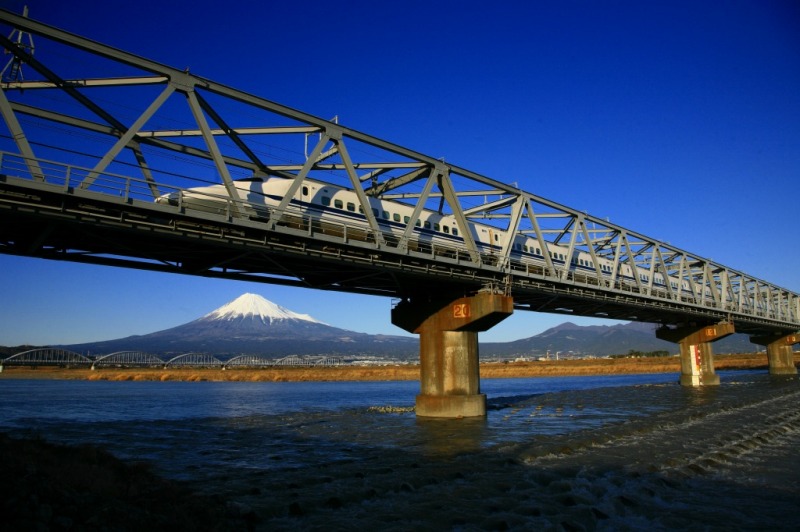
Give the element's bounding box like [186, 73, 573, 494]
[274, 355, 344, 366]
[0, 348, 91, 369]
[1, 349, 345, 370]
[91, 351, 164, 369]
[223, 354, 273, 369]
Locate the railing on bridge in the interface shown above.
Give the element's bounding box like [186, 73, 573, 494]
[2, 149, 796, 332]
[0, 151, 471, 266]
[0, 8, 797, 337]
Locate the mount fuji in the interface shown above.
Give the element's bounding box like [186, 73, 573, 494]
[57, 293, 755, 360]
[63, 293, 416, 358]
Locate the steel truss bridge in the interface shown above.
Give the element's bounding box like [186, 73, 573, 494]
[0, 9, 797, 340]
[0, 349, 342, 370]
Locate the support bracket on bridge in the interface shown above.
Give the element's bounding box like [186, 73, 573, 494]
[750, 332, 799, 375]
[656, 322, 735, 386]
[392, 291, 513, 418]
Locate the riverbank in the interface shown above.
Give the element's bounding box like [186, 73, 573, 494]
[0, 353, 786, 382]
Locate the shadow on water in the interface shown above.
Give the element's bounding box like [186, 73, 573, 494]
[414, 416, 489, 457]
[486, 393, 544, 410]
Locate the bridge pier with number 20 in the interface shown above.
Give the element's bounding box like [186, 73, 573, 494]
[392, 291, 514, 418]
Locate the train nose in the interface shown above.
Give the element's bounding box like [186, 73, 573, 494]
[155, 191, 180, 206]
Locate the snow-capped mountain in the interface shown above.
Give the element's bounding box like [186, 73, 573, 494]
[63, 293, 416, 358]
[202, 293, 323, 324]
[57, 293, 755, 359]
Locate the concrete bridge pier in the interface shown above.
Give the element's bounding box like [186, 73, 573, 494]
[656, 322, 735, 386]
[750, 333, 799, 375]
[392, 291, 513, 418]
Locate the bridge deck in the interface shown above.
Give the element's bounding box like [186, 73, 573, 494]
[1, 164, 796, 337]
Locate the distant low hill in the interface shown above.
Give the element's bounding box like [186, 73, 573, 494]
[480, 321, 756, 358]
[3, 293, 758, 360]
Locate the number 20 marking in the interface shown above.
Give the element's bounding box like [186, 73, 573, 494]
[454, 304, 470, 318]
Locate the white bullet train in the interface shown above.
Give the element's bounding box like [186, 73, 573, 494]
[156, 176, 709, 301]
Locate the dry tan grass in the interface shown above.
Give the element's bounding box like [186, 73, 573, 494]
[1, 353, 788, 382]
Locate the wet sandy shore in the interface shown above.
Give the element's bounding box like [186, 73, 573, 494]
[0, 433, 254, 531]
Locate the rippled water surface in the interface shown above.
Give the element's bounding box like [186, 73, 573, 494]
[2, 371, 799, 530]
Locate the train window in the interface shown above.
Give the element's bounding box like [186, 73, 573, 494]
[536, 247, 541, 255]
[415, 220, 421, 227]
[523, 245, 528, 253]
[424, 221, 431, 229]
[346, 202, 355, 212]
[302, 186, 309, 196]
[494, 233, 499, 242]
[382, 211, 389, 220]
[393, 213, 401, 222]
[434, 223, 440, 231]
[334, 199, 343, 209]
[404, 216, 410, 224]
[321, 196, 331, 206]
[452, 227, 458, 236]
[358, 205, 364, 214]
[443, 226, 450, 234]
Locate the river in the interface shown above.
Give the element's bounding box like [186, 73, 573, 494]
[1, 371, 799, 530]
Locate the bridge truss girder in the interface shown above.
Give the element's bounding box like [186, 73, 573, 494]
[2, 348, 90, 366]
[91, 351, 163, 368]
[0, 9, 797, 336]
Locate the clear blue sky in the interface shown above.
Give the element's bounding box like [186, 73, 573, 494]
[1, 0, 798, 346]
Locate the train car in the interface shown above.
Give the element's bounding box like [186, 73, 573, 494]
[157, 176, 703, 300]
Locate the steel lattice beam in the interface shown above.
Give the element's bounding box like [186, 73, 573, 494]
[0, 9, 797, 335]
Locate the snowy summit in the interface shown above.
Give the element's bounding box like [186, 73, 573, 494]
[204, 293, 323, 324]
